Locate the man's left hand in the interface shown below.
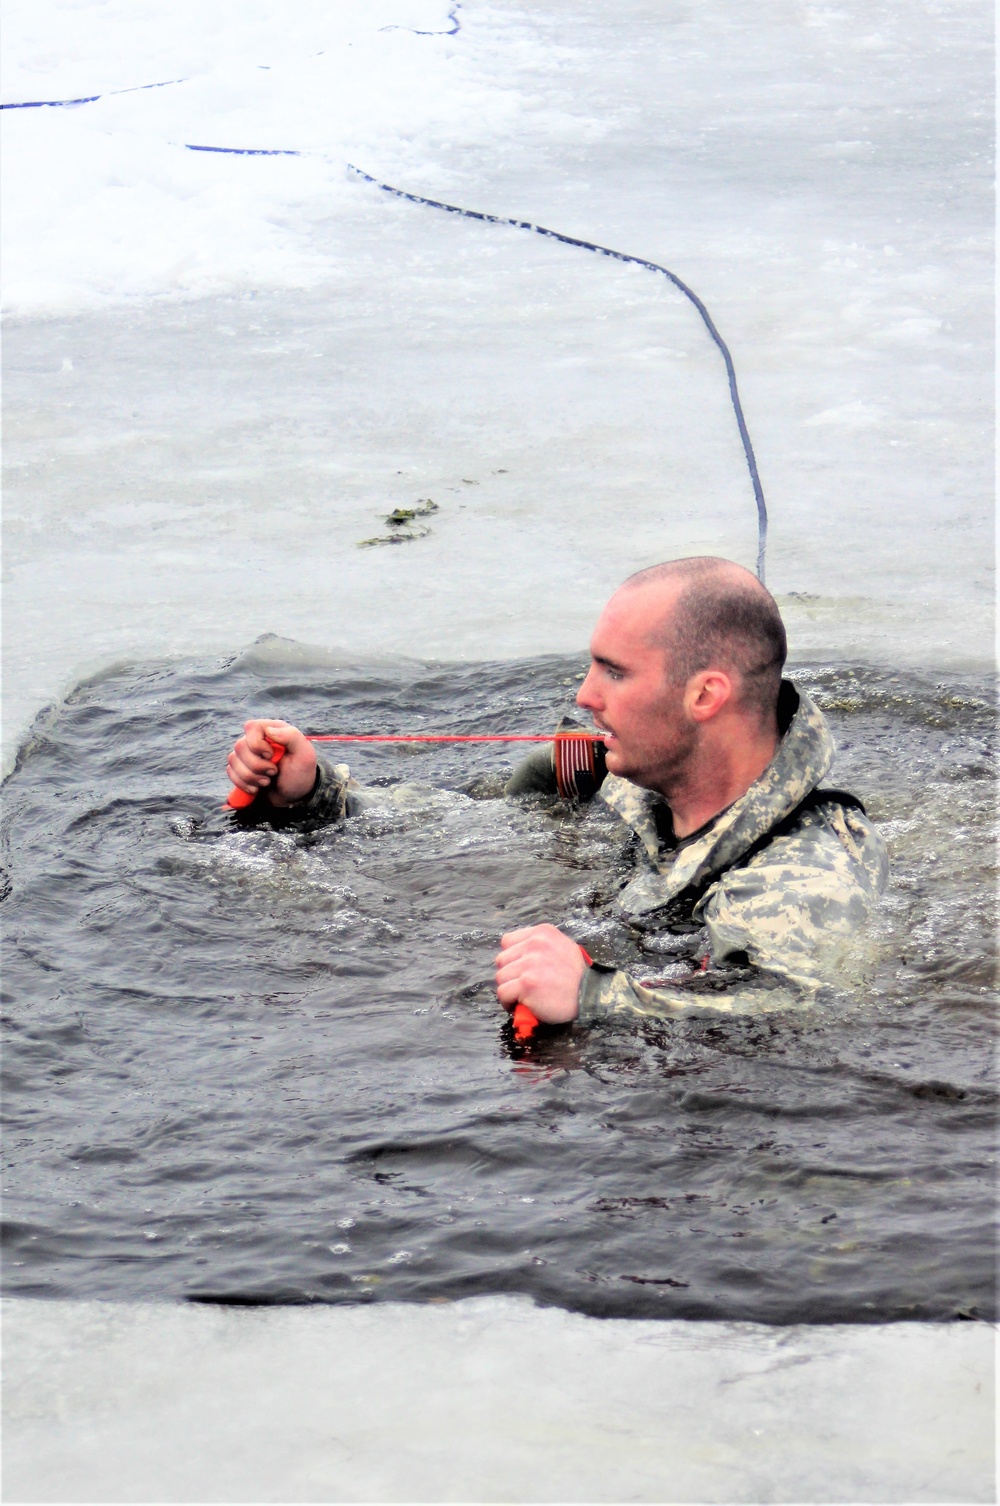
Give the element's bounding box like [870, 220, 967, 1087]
[495, 924, 586, 1024]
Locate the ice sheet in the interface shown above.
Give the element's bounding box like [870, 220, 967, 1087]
[2, 1296, 995, 1503]
[2, 0, 993, 774]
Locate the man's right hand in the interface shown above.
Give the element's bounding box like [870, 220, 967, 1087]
[226, 720, 317, 807]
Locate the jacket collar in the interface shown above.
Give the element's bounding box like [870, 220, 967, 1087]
[599, 681, 834, 901]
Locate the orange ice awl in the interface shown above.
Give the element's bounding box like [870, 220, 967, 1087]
[512, 946, 593, 1041]
[225, 739, 286, 809]
[224, 738, 594, 1036]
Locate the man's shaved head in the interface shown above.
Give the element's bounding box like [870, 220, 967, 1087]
[621, 557, 786, 720]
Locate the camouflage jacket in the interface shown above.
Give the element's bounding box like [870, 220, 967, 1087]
[507, 680, 888, 1020]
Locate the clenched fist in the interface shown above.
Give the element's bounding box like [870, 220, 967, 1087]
[494, 924, 586, 1024]
[226, 720, 317, 807]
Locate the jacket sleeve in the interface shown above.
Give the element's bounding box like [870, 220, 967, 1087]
[236, 756, 359, 826]
[504, 743, 558, 797]
[578, 813, 888, 1022]
[577, 957, 805, 1022]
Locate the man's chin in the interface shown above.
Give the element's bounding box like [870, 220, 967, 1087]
[602, 743, 627, 776]
[603, 746, 657, 789]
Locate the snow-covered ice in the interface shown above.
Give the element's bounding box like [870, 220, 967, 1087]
[2, 1, 532, 311]
[3, 0, 993, 771]
[3, 1296, 995, 1503]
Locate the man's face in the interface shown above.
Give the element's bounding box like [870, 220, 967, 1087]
[576, 586, 696, 793]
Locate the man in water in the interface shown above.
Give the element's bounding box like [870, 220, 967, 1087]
[226, 557, 888, 1022]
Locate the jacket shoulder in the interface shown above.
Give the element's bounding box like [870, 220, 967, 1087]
[699, 797, 889, 975]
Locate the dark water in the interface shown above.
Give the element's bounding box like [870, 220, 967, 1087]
[2, 642, 996, 1321]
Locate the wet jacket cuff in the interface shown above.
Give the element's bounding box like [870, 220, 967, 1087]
[576, 962, 620, 1025]
[291, 756, 353, 822]
[240, 755, 352, 826]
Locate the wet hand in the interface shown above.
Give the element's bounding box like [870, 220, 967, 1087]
[495, 924, 586, 1024]
[226, 720, 317, 807]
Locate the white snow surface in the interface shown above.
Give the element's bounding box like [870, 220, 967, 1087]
[2, 1, 550, 312]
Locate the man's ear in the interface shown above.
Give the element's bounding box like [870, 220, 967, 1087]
[684, 670, 733, 723]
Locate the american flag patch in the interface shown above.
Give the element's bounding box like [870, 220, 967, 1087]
[554, 733, 598, 800]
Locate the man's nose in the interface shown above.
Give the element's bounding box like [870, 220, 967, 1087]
[576, 666, 599, 710]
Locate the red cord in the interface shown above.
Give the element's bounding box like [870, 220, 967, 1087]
[227, 744, 594, 1038]
[306, 733, 600, 743]
[225, 731, 601, 807]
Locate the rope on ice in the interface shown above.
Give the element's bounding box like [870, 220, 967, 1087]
[380, 3, 461, 36]
[1, 5, 460, 110]
[346, 163, 769, 583]
[2, 21, 769, 582]
[0, 78, 187, 110]
[186, 143, 302, 157]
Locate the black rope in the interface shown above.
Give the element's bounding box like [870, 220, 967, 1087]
[380, 3, 461, 36]
[347, 162, 768, 583]
[186, 143, 301, 156]
[2, 93, 101, 109]
[1, 78, 186, 110]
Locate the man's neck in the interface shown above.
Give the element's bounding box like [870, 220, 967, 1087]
[660, 722, 780, 840]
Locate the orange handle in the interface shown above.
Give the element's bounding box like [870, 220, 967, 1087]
[511, 1003, 538, 1042]
[512, 946, 592, 1040]
[226, 739, 285, 809]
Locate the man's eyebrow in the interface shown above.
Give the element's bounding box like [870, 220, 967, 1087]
[592, 652, 628, 673]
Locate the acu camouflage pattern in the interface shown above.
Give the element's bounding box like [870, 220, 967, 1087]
[577, 681, 888, 1022]
[239, 760, 364, 827]
[298, 761, 364, 823]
